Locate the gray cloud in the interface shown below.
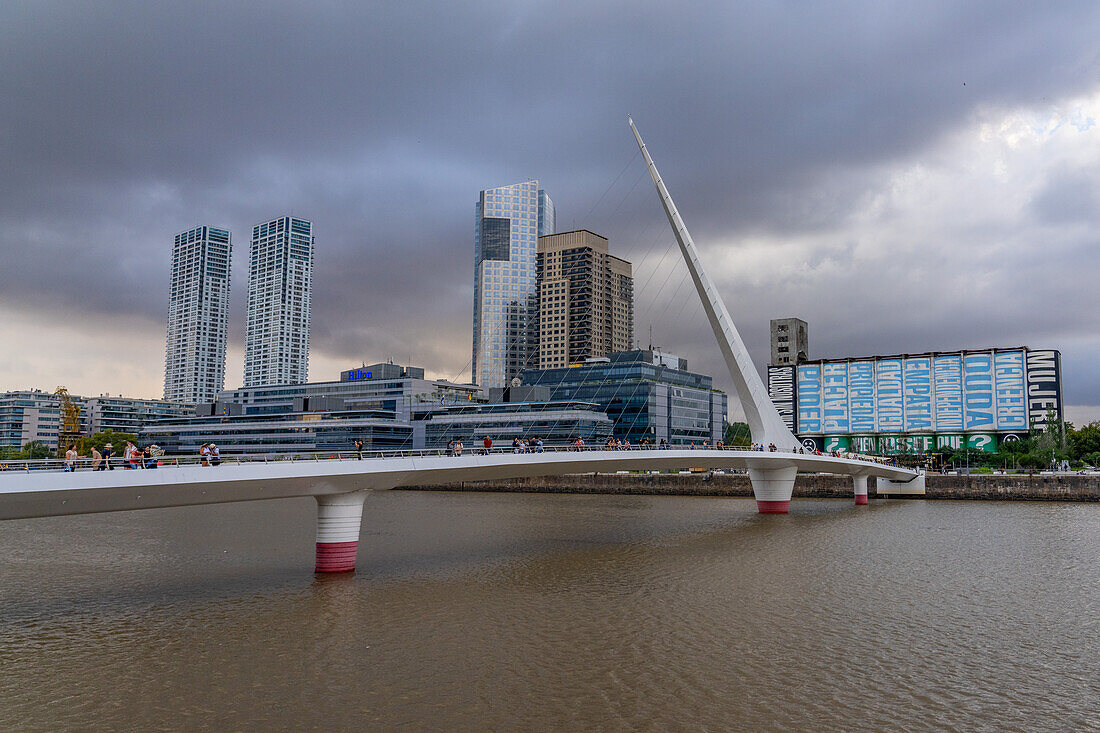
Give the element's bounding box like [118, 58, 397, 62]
[1, 1, 1099, 412]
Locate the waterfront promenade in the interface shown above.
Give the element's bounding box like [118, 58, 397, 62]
[408, 471, 1100, 502]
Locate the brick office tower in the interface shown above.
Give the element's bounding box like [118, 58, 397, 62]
[536, 230, 633, 369]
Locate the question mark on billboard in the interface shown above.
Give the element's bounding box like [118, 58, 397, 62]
[971, 435, 992, 450]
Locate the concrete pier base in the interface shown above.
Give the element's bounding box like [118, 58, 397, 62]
[853, 474, 869, 505]
[314, 491, 368, 573]
[747, 465, 798, 514]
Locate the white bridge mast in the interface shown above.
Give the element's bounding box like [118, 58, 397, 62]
[628, 117, 799, 451]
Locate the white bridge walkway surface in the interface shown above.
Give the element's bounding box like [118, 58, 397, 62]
[0, 449, 921, 571]
[0, 119, 920, 572]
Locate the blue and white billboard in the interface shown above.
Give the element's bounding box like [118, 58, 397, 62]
[963, 352, 995, 431]
[822, 362, 849, 434]
[903, 357, 933, 431]
[797, 364, 822, 434]
[993, 350, 1027, 431]
[933, 355, 964, 431]
[848, 361, 876, 433]
[875, 359, 904, 432]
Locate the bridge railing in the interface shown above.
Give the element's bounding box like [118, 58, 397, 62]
[0, 443, 901, 474]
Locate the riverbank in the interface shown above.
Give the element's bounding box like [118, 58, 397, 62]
[403, 472, 1100, 502]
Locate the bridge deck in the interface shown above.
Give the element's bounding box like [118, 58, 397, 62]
[0, 449, 916, 520]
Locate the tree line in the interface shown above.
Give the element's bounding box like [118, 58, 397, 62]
[0, 430, 139, 462]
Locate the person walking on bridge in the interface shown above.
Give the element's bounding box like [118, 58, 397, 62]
[64, 445, 78, 472]
[482, 436, 492, 455]
[101, 443, 113, 470]
[90, 445, 102, 471]
[354, 438, 364, 460]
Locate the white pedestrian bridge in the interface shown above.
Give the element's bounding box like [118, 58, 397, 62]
[0, 447, 921, 572]
[0, 119, 924, 572]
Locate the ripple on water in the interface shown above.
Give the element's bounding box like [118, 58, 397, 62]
[0, 493, 1097, 731]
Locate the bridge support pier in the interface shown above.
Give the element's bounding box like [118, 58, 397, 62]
[315, 491, 368, 573]
[747, 465, 797, 513]
[853, 475, 869, 505]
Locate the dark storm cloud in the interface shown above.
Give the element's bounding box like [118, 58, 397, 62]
[2, 1, 1099, 404]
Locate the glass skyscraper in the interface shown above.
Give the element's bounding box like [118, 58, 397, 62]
[472, 180, 555, 387]
[164, 225, 231, 403]
[243, 216, 313, 388]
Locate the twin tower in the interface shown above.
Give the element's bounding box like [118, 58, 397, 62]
[163, 217, 314, 404]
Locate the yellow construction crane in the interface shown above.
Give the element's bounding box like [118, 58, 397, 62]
[54, 387, 83, 457]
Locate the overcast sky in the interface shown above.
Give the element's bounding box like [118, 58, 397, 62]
[2, 2, 1098, 423]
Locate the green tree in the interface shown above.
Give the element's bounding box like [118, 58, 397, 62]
[20, 441, 52, 460]
[724, 421, 751, 447]
[1067, 422, 1100, 460]
[86, 431, 138, 453]
[1017, 453, 1045, 470]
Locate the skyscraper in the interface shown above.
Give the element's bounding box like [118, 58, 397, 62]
[536, 229, 634, 369]
[243, 216, 313, 387]
[472, 180, 555, 387]
[164, 225, 232, 403]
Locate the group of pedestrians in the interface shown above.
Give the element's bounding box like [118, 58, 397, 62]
[197, 443, 221, 467]
[509, 437, 543, 453]
[59, 440, 161, 471]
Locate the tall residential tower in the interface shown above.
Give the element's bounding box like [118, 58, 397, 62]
[243, 216, 314, 387]
[536, 230, 634, 369]
[164, 225, 232, 403]
[472, 180, 555, 387]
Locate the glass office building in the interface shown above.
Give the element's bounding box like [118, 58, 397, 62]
[163, 225, 231, 403]
[523, 350, 727, 445]
[412, 400, 612, 449]
[243, 217, 313, 388]
[472, 181, 555, 387]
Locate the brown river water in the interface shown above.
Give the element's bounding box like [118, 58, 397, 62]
[1, 491, 1097, 731]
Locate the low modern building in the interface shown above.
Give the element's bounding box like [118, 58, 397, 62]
[411, 386, 612, 448]
[218, 362, 483, 422]
[83, 396, 194, 435]
[141, 407, 413, 455]
[522, 349, 727, 446]
[0, 390, 193, 451]
[141, 362, 626, 454]
[765, 319, 1064, 454]
[0, 391, 63, 450]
